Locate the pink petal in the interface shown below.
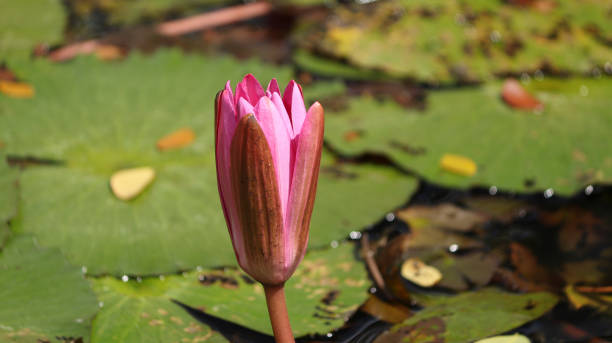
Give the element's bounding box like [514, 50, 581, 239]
[267, 78, 281, 96]
[285, 101, 324, 271]
[253, 96, 292, 221]
[235, 74, 265, 107]
[215, 89, 246, 264]
[282, 80, 307, 136]
[225, 80, 234, 100]
[238, 97, 255, 120]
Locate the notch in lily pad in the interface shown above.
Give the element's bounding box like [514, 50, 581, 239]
[110, 167, 156, 201]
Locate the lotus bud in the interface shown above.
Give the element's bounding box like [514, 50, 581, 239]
[214, 74, 324, 286]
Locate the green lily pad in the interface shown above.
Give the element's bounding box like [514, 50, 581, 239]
[0, 236, 99, 342]
[297, 0, 612, 83]
[0, 0, 65, 63]
[311, 158, 417, 245]
[91, 242, 369, 340]
[90, 277, 227, 343]
[1, 50, 293, 275]
[0, 156, 18, 222]
[374, 288, 558, 343]
[324, 78, 612, 194]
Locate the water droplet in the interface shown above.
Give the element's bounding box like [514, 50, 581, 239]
[489, 186, 498, 195]
[159, 275, 165, 281]
[75, 318, 83, 323]
[534, 69, 544, 81]
[136, 276, 143, 283]
[326, 333, 334, 338]
[349, 231, 362, 240]
[369, 287, 378, 294]
[81, 266, 87, 274]
[585, 185, 594, 196]
[518, 209, 527, 217]
[330, 240, 339, 248]
[99, 301, 104, 308]
[580, 85, 589, 97]
[520, 73, 531, 84]
[385, 213, 395, 222]
[121, 275, 129, 282]
[448, 244, 459, 253]
[544, 188, 554, 199]
[196, 266, 203, 272]
[490, 30, 502, 43]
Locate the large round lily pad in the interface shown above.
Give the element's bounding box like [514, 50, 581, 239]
[1, 50, 293, 275]
[325, 78, 612, 195]
[0, 236, 99, 342]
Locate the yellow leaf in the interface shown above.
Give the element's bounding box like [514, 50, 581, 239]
[400, 258, 442, 287]
[0, 80, 34, 98]
[156, 128, 196, 151]
[110, 167, 156, 201]
[440, 153, 477, 176]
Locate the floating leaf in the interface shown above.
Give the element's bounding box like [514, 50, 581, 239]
[440, 154, 478, 177]
[91, 242, 368, 339]
[109, 166, 156, 201]
[0, 80, 34, 98]
[156, 128, 196, 151]
[0, 236, 99, 342]
[374, 288, 558, 343]
[0, 50, 293, 275]
[311, 158, 417, 245]
[401, 258, 442, 287]
[90, 277, 226, 343]
[325, 79, 612, 194]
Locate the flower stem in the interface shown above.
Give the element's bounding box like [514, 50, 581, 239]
[264, 284, 295, 343]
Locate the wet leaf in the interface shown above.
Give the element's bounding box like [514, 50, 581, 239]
[0, 80, 34, 98]
[374, 288, 557, 343]
[311, 159, 418, 246]
[156, 128, 196, 151]
[92, 243, 369, 339]
[0, 236, 98, 342]
[325, 79, 612, 194]
[397, 204, 488, 233]
[90, 278, 226, 343]
[0, 0, 65, 63]
[109, 166, 156, 201]
[401, 258, 442, 288]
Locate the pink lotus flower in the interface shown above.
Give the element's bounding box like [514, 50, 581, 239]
[214, 74, 324, 286]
